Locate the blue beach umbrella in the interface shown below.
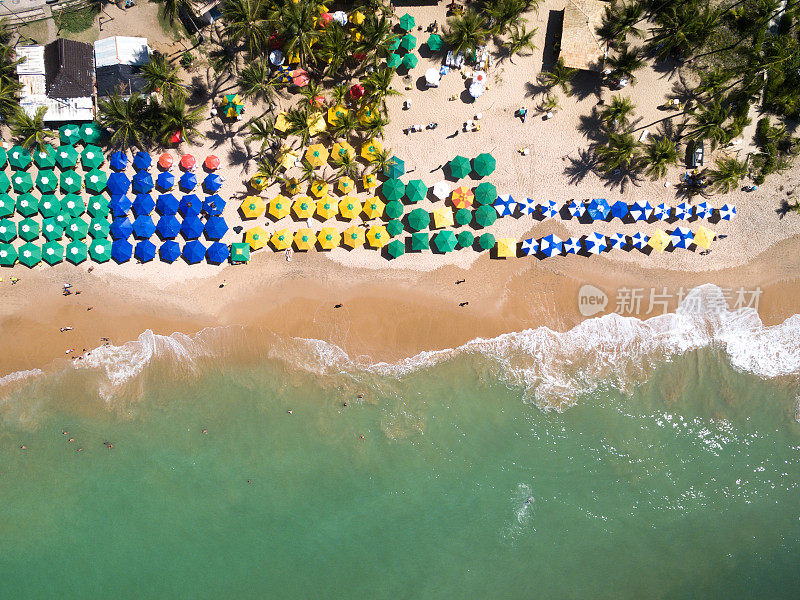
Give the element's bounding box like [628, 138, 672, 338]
[568, 200, 586, 218]
[133, 151, 152, 170]
[179, 172, 197, 191]
[587, 198, 610, 221]
[206, 242, 229, 264]
[653, 203, 671, 221]
[674, 201, 691, 220]
[132, 193, 155, 216]
[629, 200, 652, 221]
[563, 237, 580, 254]
[135, 240, 157, 262]
[610, 201, 629, 220]
[204, 216, 228, 240]
[631, 232, 647, 249]
[109, 151, 127, 171]
[695, 201, 712, 220]
[107, 172, 131, 195]
[157, 171, 175, 190]
[182, 240, 206, 263]
[111, 239, 133, 263]
[203, 194, 226, 216]
[719, 203, 736, 220]
[179, 194, 202, 217]
[203, 173, 222, 192]
[133, 215, 156, 239]
[132, 171, 154, 194]
[156, 215, 181, 239]
[670, 226, 693, 249]
[518, 197, 537, 215]
[180, 215, 204, 239]
[521, 238, 538, 256]
[539, 234, 562, 257]
[494, 194, 516, 217]
[156, 193, 179, 215]
[539, 199, 558, 219]
[110, 195, 132, 217]
[584, 232, 607, 255]
[110, 216, 133, 239]
[608, 233, 627, 249]
[160, 240, 181, 262]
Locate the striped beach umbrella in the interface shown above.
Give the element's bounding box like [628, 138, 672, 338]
[670, 226, 693, 249]
[568, 199, 586, 218]
[629, 200, 652, 221]
[451, 186, 474, 209]
[674, 201, 691, 220]
[89, 239, 112, 263]
[719, 204, 736, 220]
[494, 194, 516, 217]
[521, 237, 538, 256]
[518, 197, 537, 215]
[653, 203, 671, 221]
[539, 234, 563, 257]
[608, 233, 627, 249]
[584, 232, 607, 255]
[563, 237, 580, 254]
[539, 199, 558, 219]
[631, 231, 647, 249]
[695, 201, 712, 220]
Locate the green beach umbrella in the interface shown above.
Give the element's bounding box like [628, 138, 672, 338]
[38, 194, 60, 218]
[231, 242, 250, 262]
[386, 218, 404, 237]
[0, 243, 16, 266]
[81, 145, 104, 169]
[447, 155, 471, 179]
[387, 53, 402, 69]
[18, 217, 39, 241]
[80, 122, 102, 144]
[59, 124, 81, 145]
[457, 230, 475, 248]
[0, 147, 8, 168]
[434, 230, 458, 253]
[84, 169, 108, 194]
[87, 195, 110, 217]
[398, 13, 415, 31]
[66, 240, 87, 264]
[42, 241, 64, 265]
[474, 204, 497, 228]
[0, 218, 16, 242]
[66, 217, 89, 240]
[474, 182, 498, 205]
[0, 172, 10, 193]
[410, 231, 429, 251]
[89, 239, 112, 263]
[60, 170, 82, 194]
[401, 53, 418, 69]
[36, 169, 58, 193]
[478, 232, 496, 250]
[427, 34, 443, 51]
[54, 212, 69, 229]
[55, 145, 79, 169]
[455, 208, 472, 226]
[400, 33, 417, 52]
[472, 152, 496, 177]
[387, 36, 401, 52]
[383, 156, 405, 179]
[381, 178, 405, 202]
[0, 193, 13, 217]
[33, 144, 56, 169]
[18, 242, 41, 267]
[88, 217, 110, 239]
[61, 194, 85, 217]
[16, 193, 38, 216]
[385, 200, 404, 220]
[385, 238, 405, 259]
[8, 146, 31, 170]
[407, 207, 429, 232]
[42, 218, 64, 241]
[12, 171, 33, 193]
[405, 179, 428, 203]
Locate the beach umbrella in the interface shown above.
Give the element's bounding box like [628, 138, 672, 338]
[401, 53, 418, 69]
[0, 173, 9, 194]
[80, 122, 102, 144]
[654, 203, 671, 221]
[89, 195, 110, 218]
[18, 242, 41, 267]
[317, 228, 341, 250]
[670, 226, 693, 249]
[406, 207, 429, 232]
[156, 215, 181, 239]
[269, 229, 291, 250]
[132, 193, 155, 216]
[53, 212, 69, 229]
[245, 226, 269, 250]
[386, 219, 403, 237]
[387, 35, 401, 52]
[343, 225, 365, 248]
[0, 147, 7, 168]
[203, 173, 223, 193]
[159, 240, 180, 262]
[363, 173, 378, 189]
[539, 234, 563, 257]
[12, 171, 33, 193]
[156, 193, 179, 216]
[410, 232, 429, 251]
[133, 215, 156, 239]
[610, 201, 629, 220]
[89, 239, 112, 263]
[568, 199, 586, 218]
[494, 194, 516, 217]
[367, 224, 389, 248]
[0, 243, 16, 266]
[473, 204, 497, 228]
[385, 200, 404, 220]
[305, 144, 328, 168]
[351, 9, 365, 24]
[584, 232, 607, 255]
[307, 112, 326, 135]
[180, 154, 196, 170]
[109, 151, 127, 171]
[202, 194, 225, 216]
[332, 142, 356, 162]
[220, 94, 245, 118]
[284, 177, 302, 196]
[59, 124, 81, 145]
[447, 155, 471, 179]
[180, 216, 204, 240]
[337, 176, 355, 195]
[608, 233, 627, 249]
[425, 67, 441, 87]
[81, 145, 104, 169]
[65, 241, 87, 264]
[451, 186, 474, 209]
[293, 228, 315, 251]
[515, 197, 535, 215]
[204, 155, 220, 171]
[111, 217, 133, 239]
[400, 33, 417, 51]
[292, 196, 314, 219]
[17, 217, 38, 241]
[89, 217, 110, 239]
[85, 169, 108, 194]
[313, 197, 336, 220]
[496, 238, 516, 258]
[648, 229, 671, 252]
[433, 206, 454, 229]
[432, 180, 451, 201]
[521, 238, 538, 256]
[563, 237, 580, 254]
[310, 180, 329, 198]
[0, 220, 18, 242]
[335, 197, 359, 220]
[629, 200, 652, 221]
[231, 243, 250, 262]
[455, 208, 472, 226]
[158, 153, 173, 170]
[360, 139, 383, 162]
[385, 239, 405, 259]
[327, 105, 349, 126]
[16, 193, 38, 216]
[131, 151, 150, 171]
[673, 201, 691, 220]
[719, 204, 736, 220]
[8, 146, 31, 170]
[695, 201, 712, 220]
[472, 182, 496, 206]
[267, 195, 289, 220]
[179, 172, 197, 191]
[386, 53, 402, 69]
[240, 196, 265, 219]
[157, 171, 175, 190]
[469, 82, 485, 99]
[179, 194, 202, 218]
[380, 179, 405, 203]
[472, 153, 496, 177]
[110, 195, 132, 217]
[631, 231, 647, 249]
[42, 218, 64, 241]
[183, 240, 206, 264]
[457, 230, 474, 248]
[384, 156, 405, 179]
[694, 225, 716, 249]
[206, 242, 229, 264]
[61, 194, 85, 217]
[477, 232, 495, 251]
[33, 144, 56, 169]
[135, 240, 157, 262]
[66, 218, 89, 240]
[587, 198, 610, 221]
[427, 33, 443, 51]
[398, 13, 415, 30]
[59, 170, 81, 194]
[107, 172, 131, 195]
[0, 193, 12, 217]
[55, 146, 79, 171]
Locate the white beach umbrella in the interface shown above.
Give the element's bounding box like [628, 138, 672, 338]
[269, 50, 284, 66]
[608, 233, 627, 249]
[432, 180, 451, 200]
[521, 237, 538, 256]
[425, 68, 440, 87]
[468, 82, 484, 98]
[518, 197, 537, 215]
[333, 10, 348, 25]
[584, 232, 607, 255]
[563, 237, 581, 254]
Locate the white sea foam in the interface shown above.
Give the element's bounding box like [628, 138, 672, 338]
[0, 368, 44, 387]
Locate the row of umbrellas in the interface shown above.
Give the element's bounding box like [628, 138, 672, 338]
[109, 151, 214, 172]
[111, 193, 225, 218]
[58, 123, 102, 146]
[109, 214, 228, 241]
[0, 168, 108, 194]
[0, 216, 111, 242]
[105, 171, 223, 195]
[0, 192, 105, 217]
[0, 144, 105, 171]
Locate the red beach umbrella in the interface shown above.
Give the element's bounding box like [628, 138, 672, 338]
[319, 12, 333, 27]
[169, 130, 182, 144]
[349, 84, 365, 99]
[309, 94, 325, 107]
[268, 33, 283, 50]
[180, 154, 196, 170]
[291, 68, 309, 87]
[204, 155, 220, 170]
[158, 153, 173, 169]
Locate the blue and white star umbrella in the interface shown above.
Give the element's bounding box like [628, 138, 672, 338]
[670, 226, 693, 249]
[629, 200, 652, 221]
[719, 203, 736, 220]
[521, 237, 538, 256]
[494, 194, 517, 217]
[631, 232, 647, 249]
[694, 201, 712, 220]
[673, 201, 690, 220]
[584, 232, 607, 255]
[568, 199, 586, 218]
[539, 199, 558, 219]
[610, 201, 629, 220]
[564, 237, 581, 254]
[587, 198, 610, 221]
[608, 233, 627, 249]
[518, 197, 537, 215]
[653, 203, 671, 220]
[539, 234, 562, 257]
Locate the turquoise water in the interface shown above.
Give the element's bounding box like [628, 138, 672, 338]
[0, 342, 799, 599]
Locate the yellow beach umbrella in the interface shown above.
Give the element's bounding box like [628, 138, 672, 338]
[292, 196, 315, 219]
[318, 227, 341, 249]
[277, 147, 298, 170]
[337, 176, 354, 194]
[362, 197, 385, 219]
[648, 229, 671, 253]
[367, 224, 389, 248]
[339, 197, 362, 220]
[307, 112, 326, 136]
[269, 195, 291, 219]
[358, 105, 378, 127]
[327, 105, 349, 126]
[249, 174, 268, 191]
[245, 226, 269, 249]
[274, 112, 289, 132]
[433, 206, 454, 229]
[270, 228, 292, 250]
[310, 180, 329, 198]
[693, 225, 716, 249]
[331, 141, 355, 162]
[316, 196, 338, 220]
[351, 10, 365, 25]
[343, 225, 365, 248]
[360, 138, 383, 161]
[294, 228, 315, 251]
[496, 238, 516, 258]
[287, 51, 301, 64]
[305, 144, 329, 167]
[363, 172, 378, 189]
[240, 196, 265, 219]
[285, 177, 302, 196]
[352, 30, 363, 42]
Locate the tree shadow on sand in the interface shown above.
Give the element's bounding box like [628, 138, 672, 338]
[564, 148, 599, 185]
[602, 168, 644, 193]
[576, 108, 606, 143]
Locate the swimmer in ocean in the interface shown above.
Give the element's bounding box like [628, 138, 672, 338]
[525, 497, 533, 505]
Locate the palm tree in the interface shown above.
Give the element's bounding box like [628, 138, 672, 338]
[605, 43, 644, 81]
[696, 67, 733, 97]
[600, 95, 635, 130]
[298, 159, 317, 183]
[158, 0, 190, 27]
[333, 153, 359, 179]
[155, 94, 204, 145]
[597, 2, 643, 46]
[537, 93, 560, 113]
[10, 106, 55, 151]
[707, 157, 747, 192]
[484, 0, 528, 33]
[363, 114, 389, 139]
[254, 154, 281, 186]
[362, 67, 400, 114]
[443, 9, 490, 55]
[298, 79, 324, 107]
[331, 111, 358, 140]
[279, 0, 320, 67]
[595, 132, 640, 172]
[222, 0, 268, 57]
[647, 4, 719, 60]
[642, 137, 679, 180]
[538, 58, 576, 95]
[247, 117, 276, 153]
[141, 53, 185, 98]
[285, 106, 313, 146]
[370, 147, 393, 174]
[503, 24, 537, 63]
[0, 77, 20, 120]
[329, 84, 348, 107]
[687, 101, 729, 150]
[355, 14, 394, 63]
[98, 92, 147, 148]
[315, 22, 354, 77]
[238, 59, 275, 104]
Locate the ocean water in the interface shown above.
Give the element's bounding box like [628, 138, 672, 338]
[1, 286, 799, 599]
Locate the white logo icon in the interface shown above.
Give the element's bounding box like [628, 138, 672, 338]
[578, 284, 608, 317]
